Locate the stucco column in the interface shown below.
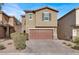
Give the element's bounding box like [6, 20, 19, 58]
[53, 28, 57, 39]
[72, 29, 77, 41]
[6, 26, 10, 38]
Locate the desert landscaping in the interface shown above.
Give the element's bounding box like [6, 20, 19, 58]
[0, 34, 79, 55]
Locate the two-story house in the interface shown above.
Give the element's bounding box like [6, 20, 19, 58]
[22, 7, 58, 40]
[58, 8, 79, 41]
[0, 11, 21, 39]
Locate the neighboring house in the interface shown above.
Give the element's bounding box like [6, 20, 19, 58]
[58, 8, 79, 41]
[0, 11, 21, 38]
[9, 16, 22, 32]
[22, 7, 58, 40]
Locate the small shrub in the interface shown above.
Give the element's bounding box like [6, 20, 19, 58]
[63, 42, 72, 46]
[73, 37, 79, 45]
[72, 45, 79, 50]
[11, 32, 27, 50]
[66, 43, 71, 46]
[0, 44, 6, 50]
[72, 36, 79, 50]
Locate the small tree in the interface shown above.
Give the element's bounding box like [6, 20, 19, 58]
[11, 32, 27, 50]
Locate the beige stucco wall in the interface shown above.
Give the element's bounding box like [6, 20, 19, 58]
[15, 23, 22, 32]
[9, 17, 21, 32]
[58, 10, 76, 40]
[25, 9, 57, 33]
[9, 17, 17, 31]
[2, 14, 9, 25]
[26, 13, 35, 33]
[0, 13, 2, 23]
[8, 17, 14, 26]
[22, 16, 26, 32]
[35, 9, 57, 27]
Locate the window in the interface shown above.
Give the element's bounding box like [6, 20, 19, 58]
[42, 12, 51, 21]
[29, 13, 32, 20]
[23, 30, 26, 34]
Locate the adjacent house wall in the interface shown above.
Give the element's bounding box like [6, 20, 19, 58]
[58, 10, 76, 40]
[2, 13, 9, 25]
[0, 11, 21, 38]
[0, 11, 9, 25]
[15, 20, 22, 32]
[0, 11, 10, 38]
[0, 12, 2, 24]
[8, 17, 14, 26]
[9, 16, 21, 32]
[35, 9, 57, 27]
[0, 26, 6, 38]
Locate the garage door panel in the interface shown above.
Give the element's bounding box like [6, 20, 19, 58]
[29, 29, 53, 39]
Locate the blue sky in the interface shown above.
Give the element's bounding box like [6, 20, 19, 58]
[2, 3, 79, 20]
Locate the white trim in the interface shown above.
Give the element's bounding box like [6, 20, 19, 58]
[28, 28, 54, 29]
[28, 13, 33, 20]
[29, 19, 32, 20]
[43, 20, 50, 22]
[43, 12, 50, 21]
[72, 29, 77, 37]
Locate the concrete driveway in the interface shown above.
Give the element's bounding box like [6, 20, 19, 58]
[24, 39, 79, 55]
[0, 39, 79, 55]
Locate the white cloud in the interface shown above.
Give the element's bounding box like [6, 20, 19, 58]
[2, 3, 25, 20]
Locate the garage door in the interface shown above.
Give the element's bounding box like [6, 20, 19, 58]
[29, 29, 53, 39]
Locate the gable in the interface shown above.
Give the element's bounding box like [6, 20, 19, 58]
[24, 7, 58, 13]
[34, 7, 58, 12]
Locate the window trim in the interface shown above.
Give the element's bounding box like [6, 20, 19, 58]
[42, 12, 51, 21]
[28, 13, 33, 20]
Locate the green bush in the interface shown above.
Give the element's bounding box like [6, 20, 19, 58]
[0, 44, 6, 50]
[73, 37, 79, 45]
[11, 32, 27, 50]
[72, 36, 79, 50]
[72, 45, 79, 50]
[66, 43, 72, 46]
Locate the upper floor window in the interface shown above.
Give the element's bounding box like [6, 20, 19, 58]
[28, 13, 33, 20]
[42, 12, 51, 21]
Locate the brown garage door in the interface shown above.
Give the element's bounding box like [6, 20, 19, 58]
[29, 29, 53, 39]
